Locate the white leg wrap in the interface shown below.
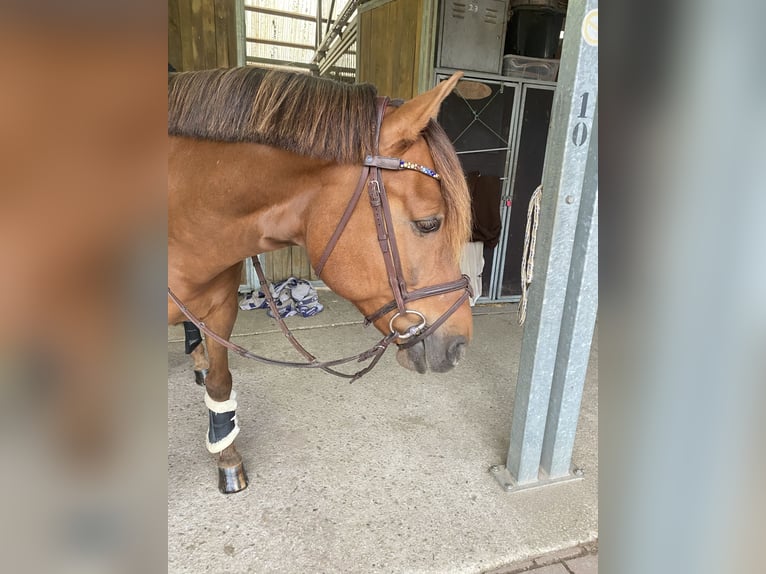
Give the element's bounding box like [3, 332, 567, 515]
[205, 390, 238, 413]
[205, 391, 240, 454]
[206, 422, 240, 454]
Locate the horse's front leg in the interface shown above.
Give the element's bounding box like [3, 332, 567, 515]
[199, 264, 248, 494]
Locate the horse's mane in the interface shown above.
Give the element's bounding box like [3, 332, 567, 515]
[168, 67, 378, 165]
[168, 67, 470, 259]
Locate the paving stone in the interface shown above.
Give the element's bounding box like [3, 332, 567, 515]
[526, 564, 569, 574]
[565, 554, 598, 574]
[533, 546, 583, 566]
[482, 559, 535, 573]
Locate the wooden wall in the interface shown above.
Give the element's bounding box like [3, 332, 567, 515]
[168, 0, 239, 71]
[262, 246, 318, 283]
[357, 0, 437, 99]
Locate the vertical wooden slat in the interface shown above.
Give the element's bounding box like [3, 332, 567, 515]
[395, 0, 415, 99]
[358, 11, 365, 82]
[286, 250, 292, 281]
[176, 0, 233, 71]
[414, 0, 423, 96]
[226, 0, 240, 66]
[390, 0, 402, 96]
[380, 3, 393, 95]
[360, 9, 373, 85]
[304, 243, 318, 281]
[278, 248, 289, 281]
[190, 0, 206, 69]
[356, 11, 362, 79]
[358, 0, 426, 99]
[262, 246, 317, 281]
[272, 253, 279, 282]
[366, 10, 373, 84]
[394, 0, 419, 99]
[214, 0, 230, 67]
[370, 7, 384, 91]
[290, 246, 302, 278]
[178, 0, 196, 71]
[201, 0, 218, 68]
[266, 247, 291, 282]
[413, 0, 424, 96]
[295, 248, 302, 279]
[168, 0, 183, 70]
[278, 248, 287, 282]
[306, 249, 315, 279]
[283, 248, 293, 280]
[416, 0, 438, 94]
[264, 251, 275, 281]
[266, 252, 274, 281]
[268, 251, 277, 282]
[376, 6, 387, 90]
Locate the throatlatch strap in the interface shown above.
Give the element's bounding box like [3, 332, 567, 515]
[315, 96, 389, 278]
[314, 165, 371, 277]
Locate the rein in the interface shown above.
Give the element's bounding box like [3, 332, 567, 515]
[168, 96, 471, 382]
[168, 285, 395, 382]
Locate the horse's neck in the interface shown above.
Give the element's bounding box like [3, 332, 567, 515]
[169, 137, 352, 276]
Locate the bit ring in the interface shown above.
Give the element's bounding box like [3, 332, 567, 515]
[389, 309, 427, 340]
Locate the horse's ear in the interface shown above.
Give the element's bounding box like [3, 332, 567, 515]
[379, 72, 463, 155]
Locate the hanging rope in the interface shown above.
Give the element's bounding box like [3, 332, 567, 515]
[518, 185, 542, 326]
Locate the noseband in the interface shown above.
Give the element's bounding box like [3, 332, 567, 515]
[314, 97, 472, 348]
[169, 97, 471, 381]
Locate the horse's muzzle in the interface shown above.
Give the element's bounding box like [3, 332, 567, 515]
[396, 333, 468, 374]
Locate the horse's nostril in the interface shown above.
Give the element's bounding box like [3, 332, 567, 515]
[447, 336, 467, 366]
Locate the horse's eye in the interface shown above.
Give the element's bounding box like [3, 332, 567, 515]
[414, 218, 441, 234]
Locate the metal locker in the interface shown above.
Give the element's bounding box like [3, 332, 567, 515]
[438, 0, 509, 74]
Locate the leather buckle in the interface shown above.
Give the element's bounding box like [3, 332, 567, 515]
[368, 179, 382, 206]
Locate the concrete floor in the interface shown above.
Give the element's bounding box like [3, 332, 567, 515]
[168, 290, 598, 574]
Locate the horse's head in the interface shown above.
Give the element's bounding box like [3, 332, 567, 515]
[308, 73, 473, 374]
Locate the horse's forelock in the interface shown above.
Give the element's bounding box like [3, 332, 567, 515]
[423, 120, 472, 262]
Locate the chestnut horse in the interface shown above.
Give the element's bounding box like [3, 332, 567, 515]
[168, 67, 472, 493]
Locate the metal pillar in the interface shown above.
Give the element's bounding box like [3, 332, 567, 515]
[541, 109, 598, 478]
[492, 0, 598, 491]
[316, 0, 323, 49]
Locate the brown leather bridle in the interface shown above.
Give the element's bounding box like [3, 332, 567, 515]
[168, 96, 472, 381]
[314, 96, 472, 349]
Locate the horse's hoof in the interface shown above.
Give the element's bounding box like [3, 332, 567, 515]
[218, 461, 248, 494]
[194, 368, 208, 386]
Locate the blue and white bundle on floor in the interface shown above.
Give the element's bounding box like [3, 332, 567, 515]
[239, 277, 324, 318]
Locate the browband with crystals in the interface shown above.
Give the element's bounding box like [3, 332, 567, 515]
[363, 155, 441, 181]
[400, 160, 440, 180]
